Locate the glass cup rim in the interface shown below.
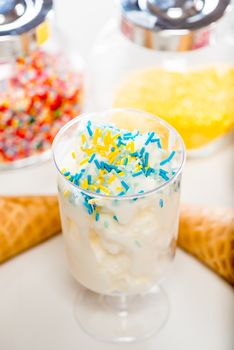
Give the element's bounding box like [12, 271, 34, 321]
[52, 108, 186, 200]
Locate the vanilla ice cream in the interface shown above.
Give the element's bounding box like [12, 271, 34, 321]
[55, 117, 183, 295]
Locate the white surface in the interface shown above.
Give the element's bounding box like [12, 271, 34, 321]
[0, 1, 234, 349]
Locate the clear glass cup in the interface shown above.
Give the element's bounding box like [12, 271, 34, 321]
[52, 109, 185, 342]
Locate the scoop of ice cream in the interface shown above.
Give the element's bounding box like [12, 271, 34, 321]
[58, 119, 182, 294]
[61, 120, 177, 198]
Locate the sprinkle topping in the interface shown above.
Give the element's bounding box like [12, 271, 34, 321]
[62, 120, 177, 198]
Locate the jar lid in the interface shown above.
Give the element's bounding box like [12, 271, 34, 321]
[120, 0, 231, 51]
[0, 0, 53, 59]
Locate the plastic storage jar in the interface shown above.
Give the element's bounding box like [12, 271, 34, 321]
[0, 0, 83, 169]
[87, 0, 234, 157]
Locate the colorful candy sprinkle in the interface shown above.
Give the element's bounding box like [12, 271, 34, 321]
[0, 50, 83, 164]
[62, 120, 178, 221]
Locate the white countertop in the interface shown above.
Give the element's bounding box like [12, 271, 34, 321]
[0, 1, 234, 349]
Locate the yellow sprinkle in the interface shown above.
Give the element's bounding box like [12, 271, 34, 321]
[89, 185, 97, 192]
[98, 177, 105, 184]
[81, 147, 93, 156]
[135, 164, 142, 171]
[82, 179, 88, 189]
[82, 134, 86, 144]
[104, 130, 111, 147]
[107, 175, 116, 184]
[112, 133, 121, 141]
[93, 128, 99, 145]
[108, 150, 119, 163]
[80, 157, 89, 166]
[99, 151, 106, 157]
[100, 186, 110, 195]
[96, 145, 106, 152]
[99, 169, 106, 176]
[118, 172, 125, 176]
[63, 190, 70, 197]
[130, 141, 134, 153]
[61, 168, 67, 173]
[116, 187, 122, 191]
[106, 130, 111, 142]
[109, 156, 116, 164]
[71, 151, 76, 159]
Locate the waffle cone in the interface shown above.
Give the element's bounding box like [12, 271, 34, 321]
[1, 196, 233, 285]
[0, 196, 61, 263]
[178, 204, 234, 285]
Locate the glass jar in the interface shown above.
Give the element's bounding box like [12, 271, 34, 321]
[87, 0, 234, 157]
[0, 0, 83, 169]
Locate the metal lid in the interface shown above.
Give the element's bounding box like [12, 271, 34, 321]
[0, 0, 53, 59]
[120, 0, 231, 51]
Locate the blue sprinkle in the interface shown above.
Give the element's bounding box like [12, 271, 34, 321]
[151, 138, 160, 143]
[94, 159, 100, 169]
[75, 172, 83, 181]
[87, 121, 93, 136]
[121, 180, 129, 191]
[160, 151, 176, 166]
[81, 169, 85, 173]
[145, 168, 152, 177]
[88, 153, 96, 163]
[139, 147, 145, 157]
[144, 152, 149, 167]
[151, 138, 162, 148]
[123, 132, 131, 137]
[130, 152, 138, 157]
[87, 175, 92, 185]
[95, 212, 100, 221]
[116, 136, 127, 146]
[83, 201, 93, 215]
[100, 161, 105, 170]
[138, 190, 144, 194]
[124, 158, 128, 165]
[159, 169, 170, 181]
[159, 199, 164, 208]
[69, 175, 74, 182]
[113, 215, 118, 222]
[145, 132, 155, 145]
[87, 125, 93, 136]
[103, 162, 111, 172]
[115, 167, 121, 174]
[117, 137, 122, 147]
[96, 188, 100, 193]
[64, 171, 70, 176]
[118, 191, 125, 196]
[111, 147, 115, 152]
[132, 170, 143, 177]
[133, 131, 139, 138]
